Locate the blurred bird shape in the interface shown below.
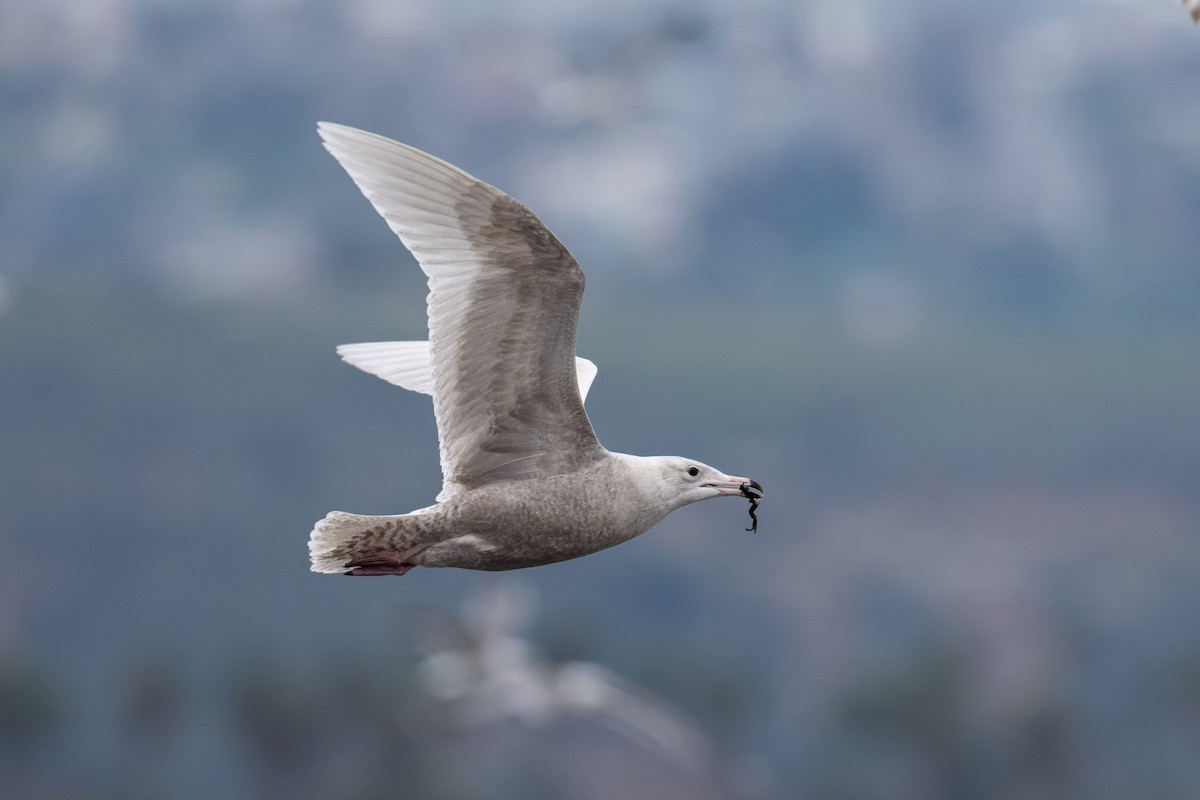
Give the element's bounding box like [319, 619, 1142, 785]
[415, 584, 712, 771]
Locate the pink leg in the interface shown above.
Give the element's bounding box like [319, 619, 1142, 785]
[344, 563, 414, 576]
[343, 550, 420, 576]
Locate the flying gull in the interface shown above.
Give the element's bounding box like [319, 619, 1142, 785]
[309, 123, 763, 576]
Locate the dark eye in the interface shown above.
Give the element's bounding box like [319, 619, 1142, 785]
[687, 466, 700, 477]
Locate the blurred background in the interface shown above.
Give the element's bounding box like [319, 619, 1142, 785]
[2, 0, 1200, 797]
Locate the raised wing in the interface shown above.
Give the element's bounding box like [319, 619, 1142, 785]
[337, 341, 600, 403]
[318, 123, 605, 496]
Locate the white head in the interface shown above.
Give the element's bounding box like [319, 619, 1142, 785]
[636, 455, 763, 513]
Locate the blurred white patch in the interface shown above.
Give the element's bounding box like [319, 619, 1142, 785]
[803, 0, 879, 67]
[515, 134, 696, 274]
[342, 0, 437, 42]
[1184, 0, 1200, 24]
[839, 273, 923, 347]
[8, 0, 131, 76]
[158, 215, 318, 302]
[537, 75, 624, 129]
[140, 159, 318, 302]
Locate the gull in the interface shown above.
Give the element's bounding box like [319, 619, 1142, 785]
[308, 123, 763, 576]
[416, 584, 712, 771]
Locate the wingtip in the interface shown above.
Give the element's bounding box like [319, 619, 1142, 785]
[316, 120, 354, 142]
[315, 121, 410, 167]
[317, 121, 384, 150]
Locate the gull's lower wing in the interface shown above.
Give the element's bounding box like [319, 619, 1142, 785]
[337, 340, 599, 403]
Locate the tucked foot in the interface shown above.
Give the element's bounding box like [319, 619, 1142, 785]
[344, 555, 416, 576]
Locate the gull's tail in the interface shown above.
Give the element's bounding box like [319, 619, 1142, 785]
[308, 511, 428, 576]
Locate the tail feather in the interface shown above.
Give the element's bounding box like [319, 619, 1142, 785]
[308, 511, 424, 575]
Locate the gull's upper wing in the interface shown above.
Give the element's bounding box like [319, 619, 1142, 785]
[337, 341, 599, 403]
[318, 123, 605, 496]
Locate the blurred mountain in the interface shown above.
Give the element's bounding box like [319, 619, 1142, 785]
[2, 0, 1199, 320]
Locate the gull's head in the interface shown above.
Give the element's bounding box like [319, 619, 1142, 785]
[640, 455, 764, 512]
